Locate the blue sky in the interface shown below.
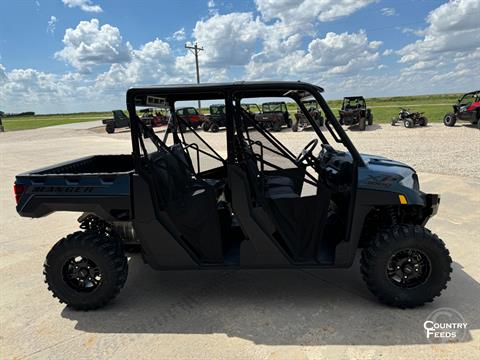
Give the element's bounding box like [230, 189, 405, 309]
[1, 0, 479, 113]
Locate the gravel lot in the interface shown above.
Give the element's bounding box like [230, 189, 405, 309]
[1, 122, 479, 359]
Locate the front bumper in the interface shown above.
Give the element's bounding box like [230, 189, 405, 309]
[422, 193, 440, 225]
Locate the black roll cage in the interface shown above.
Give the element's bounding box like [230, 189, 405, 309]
[126, 82, 365, 171]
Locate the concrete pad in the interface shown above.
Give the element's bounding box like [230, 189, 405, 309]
[0, 124, 479, 359]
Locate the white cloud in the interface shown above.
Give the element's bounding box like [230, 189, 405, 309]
[62, 0, 102, 13]
[381, 7, 396, 16]
[0, 65, 97, 113]
[207, 0, 215, 8]
[398, 0, 480, 64]
[0, 64, 8, 83]
[55, 19, 132, 72]
[192, 13, 265, 67]
[382, 49, 393, 56]
[94, 38, 185, 92]
[172, 28, 186, 41]
[255, 0, 375, 23]
[47, 16, 57, 34]
[245, 30, 381, 80]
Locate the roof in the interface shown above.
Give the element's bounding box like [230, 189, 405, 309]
[343, 96, 365, 100]
[127, 81, 324, 105]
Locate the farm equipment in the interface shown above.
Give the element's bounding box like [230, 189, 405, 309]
[202, 104, 226, 132]
[293, 99, 324, 131]
[443, 90, 480, 128]
[391, 108, 428, 128]
[255, 101, 292, 131]
[338, 96, 373, 131]
[15, 81, 451, 311]
[102, 110, 130, 134]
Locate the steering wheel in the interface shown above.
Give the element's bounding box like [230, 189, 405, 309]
[295, 139, 318, 164]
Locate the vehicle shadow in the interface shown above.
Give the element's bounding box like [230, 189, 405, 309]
[62, 257, 479, 346]
[346, 123, 381, 132]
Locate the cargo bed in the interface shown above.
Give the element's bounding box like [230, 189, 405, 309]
[15, 155, 134, 220]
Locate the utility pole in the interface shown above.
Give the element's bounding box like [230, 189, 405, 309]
[185, 42, 204, 111]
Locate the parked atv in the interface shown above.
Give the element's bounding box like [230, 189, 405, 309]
[391, 108, 428, 128]
[202, 104, 226, 132]
[255, 102, 292, 131]
[293, 99, 324, 131]
[102, 110, 130, 134]
[338, 96, 373, 131]
[443, 90, 480, 128]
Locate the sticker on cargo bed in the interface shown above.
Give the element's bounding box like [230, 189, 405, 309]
[32, 186, 94, 193]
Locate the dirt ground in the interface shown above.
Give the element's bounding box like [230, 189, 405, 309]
[1, 122, 479, 359]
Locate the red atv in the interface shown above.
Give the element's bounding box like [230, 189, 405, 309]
[443, 90, 480, 129]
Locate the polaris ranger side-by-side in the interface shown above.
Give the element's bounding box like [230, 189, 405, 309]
[338, 96, 373, 131]
[14, 81, 451, 310]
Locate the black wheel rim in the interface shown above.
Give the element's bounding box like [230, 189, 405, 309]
[62, 255, 102, 292]
[386, 249, 431, 288]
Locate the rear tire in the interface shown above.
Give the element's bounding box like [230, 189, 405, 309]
[44, 231, 128, 310]
[286, 117, 292, 128]
[202, 122, 211, 132]
[419, 117, 428, 126]
[210, 124, 219, 132]
[443, 113, 456, 127]
[367, 112, 373, 125]
[404, 119, 414, 128]
[272, 121, 282, 132]
[361, 224, 452, 308]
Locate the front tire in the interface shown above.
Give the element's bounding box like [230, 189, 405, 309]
[359, 117, 366, 131]
[443, 113, 456, 127]
[44, 231, 128, 310]
[361, 225, 452, 308]
[105, 124, 115, 134]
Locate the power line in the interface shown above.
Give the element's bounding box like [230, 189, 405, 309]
[185, 42, 204, 110]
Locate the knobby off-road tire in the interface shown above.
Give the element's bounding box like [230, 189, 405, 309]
[202, 121, 211, 132]
[44, 231, 128, 310]
[443, 113, 456, 127]
[361, 224, 452, 308]
[419, 117, 428, 126]
[367, 113, 373, 126]
[105, 124, 115, 134]
[359, 117, 366, 131]
[404, 119, 414, 128]
[286, 117, 292, 128]
[272, 121, 282, 132]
